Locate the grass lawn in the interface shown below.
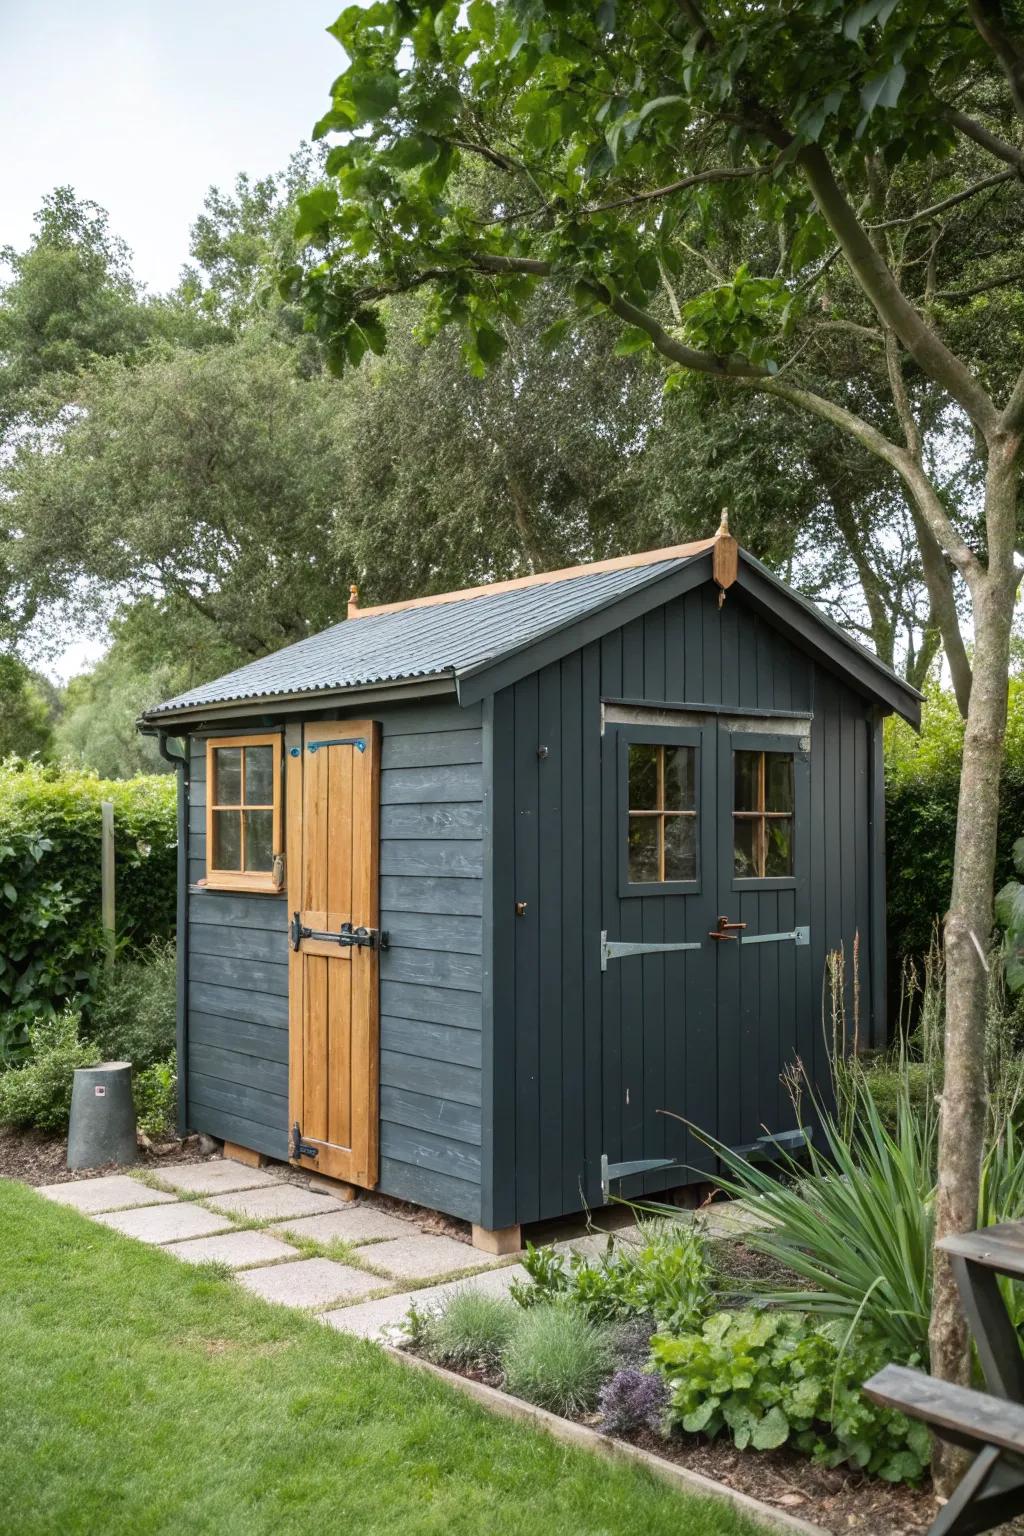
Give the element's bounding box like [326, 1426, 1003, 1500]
[0, 1181, 762, 1536]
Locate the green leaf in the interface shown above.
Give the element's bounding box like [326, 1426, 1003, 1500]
[3, 883, 16, 904]
[294, 186, 339, 242]
[751, 1406, 790, 1450]
[860, 62, 906, 118]
[348, 70, 400, 124]
[613, 325, 653, 356]
[540, 316, 572, 348]
[474, 324, 508, 365]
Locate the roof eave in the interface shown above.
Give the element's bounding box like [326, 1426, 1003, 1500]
[136, 670, 458, 730]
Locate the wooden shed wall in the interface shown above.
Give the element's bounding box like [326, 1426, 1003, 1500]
[483, 581, 882, 1230]
[185, 700, 486, 1221]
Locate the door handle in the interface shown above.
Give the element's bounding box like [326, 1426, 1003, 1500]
[290, 914, 389, 952]
[709, 915, 747, 941]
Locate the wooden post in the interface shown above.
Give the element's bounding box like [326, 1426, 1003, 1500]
[100, 799, 115, 970]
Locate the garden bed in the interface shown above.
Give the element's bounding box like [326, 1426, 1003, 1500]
[0, 1125, 212, 1186]
[396, 1342, 937, 1535]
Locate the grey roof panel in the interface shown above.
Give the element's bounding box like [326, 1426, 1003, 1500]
[146, 559, 685, 717]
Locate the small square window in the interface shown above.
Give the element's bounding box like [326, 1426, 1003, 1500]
[205, 734, 283, 892]
[627, 742, 697, 884]
[733, 749, 794, 879]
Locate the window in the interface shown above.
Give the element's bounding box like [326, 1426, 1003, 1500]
[204, 734, 283, 891]
[627, 742, 697, 883]
[733, 749, 793, 878]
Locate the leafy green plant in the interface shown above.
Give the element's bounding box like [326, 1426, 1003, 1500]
[133, 1056, 176, 1138]
[996, 836, 1024, 994]
[0, 1012, 95, 1132]
[88, 940, 176, 1071]
[421, 1290, 518, 1368]
[512, 1220, 711, 1334]
[0, 762, 175, 1057]
[652, 1310, 930, 1484]
[502, 1303, 615, 1417]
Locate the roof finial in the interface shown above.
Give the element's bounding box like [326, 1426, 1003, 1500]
[716, 507, 730, 538]
[348, 582, 360, 619]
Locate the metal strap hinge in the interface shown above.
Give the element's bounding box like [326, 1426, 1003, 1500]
[600, 931, 701, 970]
[740, 926, 810, 947]
[600, 1152, 679, 1201]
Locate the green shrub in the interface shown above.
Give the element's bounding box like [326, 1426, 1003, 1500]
[422, 1290, 518, 1368]
[502, 1303, 614, 1416]
[0, 761, 176, 1060]
[0, 1012, 96, 1132]
[133, 1056, 177, 1137]
[512, 1220, 711, 1334]
[88, 941, 176, 1071]
[652, 1310, 930, 1484]
[885, 681, 1024, 969]
[860, 1062, 932, 1134]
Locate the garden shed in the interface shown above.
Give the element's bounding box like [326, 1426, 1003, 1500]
[139, 522, 921, 1251]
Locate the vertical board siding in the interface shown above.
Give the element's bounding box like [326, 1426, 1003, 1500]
[185, 708, 484, 1219]
[491, 583, 877, 1225]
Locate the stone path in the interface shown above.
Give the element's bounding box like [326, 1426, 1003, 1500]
[37, 1160, 763, 1344]
[37, 1160, 525, 1340]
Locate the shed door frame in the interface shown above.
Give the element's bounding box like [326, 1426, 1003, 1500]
[286, 717, 381, 1186]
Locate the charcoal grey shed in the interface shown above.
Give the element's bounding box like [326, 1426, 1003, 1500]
[139, 524, 920, 1252]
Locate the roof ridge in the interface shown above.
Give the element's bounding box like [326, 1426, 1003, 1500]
[347, 537, 718, 620]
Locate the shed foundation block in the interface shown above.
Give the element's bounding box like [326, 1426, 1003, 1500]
[222, 1141, 264, 1169]
[471, 1223, 522, 1256]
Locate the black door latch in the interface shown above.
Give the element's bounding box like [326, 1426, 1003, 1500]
[290, 913, 388, 953]
[291, 1121, 319, 1160]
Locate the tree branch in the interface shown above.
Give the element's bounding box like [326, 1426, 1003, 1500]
[945, 106, 1024, 172]
[583, 164, 767, 215]
[796, 144, 1000, 437]
[868, 171, 1016, 231]
[933, 268, 1024, 301]
[968, 0, 1024, 121]
[1001, 363, 1024, 434]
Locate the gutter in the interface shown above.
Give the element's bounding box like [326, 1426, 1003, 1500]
[152, 729, 190, 1139]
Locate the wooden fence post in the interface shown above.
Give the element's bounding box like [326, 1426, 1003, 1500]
[100, 799, 115, 969]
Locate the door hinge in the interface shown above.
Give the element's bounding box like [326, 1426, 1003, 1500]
[600, 931, 701, 970]
[290, 914, 389, 952]
[291, 1121, 319, 1161]
[740, 926, 810, 947]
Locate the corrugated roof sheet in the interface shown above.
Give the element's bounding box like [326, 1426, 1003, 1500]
[145, 557, 687, 717]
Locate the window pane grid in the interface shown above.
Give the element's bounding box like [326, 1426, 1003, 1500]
[207, 737, 279, 883]
[627, 742, 696, 883]
[733, 749, 793, 879]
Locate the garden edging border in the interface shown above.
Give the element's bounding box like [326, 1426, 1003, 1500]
[384, 1345, 831, 1536]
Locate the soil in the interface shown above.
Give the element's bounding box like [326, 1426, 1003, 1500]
[0, 1126, 216, 1187]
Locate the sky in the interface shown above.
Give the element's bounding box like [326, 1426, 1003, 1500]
[1, 0, 344, 679]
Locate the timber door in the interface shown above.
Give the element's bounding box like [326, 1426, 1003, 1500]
[287, 719, 382, 1186]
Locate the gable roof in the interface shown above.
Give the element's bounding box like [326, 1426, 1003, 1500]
[140, 536, 922, 728]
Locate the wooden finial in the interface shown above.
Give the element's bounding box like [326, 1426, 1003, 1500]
[716, 507, 730, 538]
[347, 582, 360, 618]
[712, 509, 738, 591]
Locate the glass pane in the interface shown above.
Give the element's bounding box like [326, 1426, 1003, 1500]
[213, 747, 241, 806]
[244, 810, 274, 872]
[244, 745, 274, 805]
[734, 750, 760, 812]
[628, 744, 659, 811]
[628, 815, 659, 883]
[734, 817, 759, 879]
[765, 818, 793, 877]
[212, 809, 242, 870]
[664, 815, 696, 881]
[663, 746, 695, 812]
[765, 752, 794, 813]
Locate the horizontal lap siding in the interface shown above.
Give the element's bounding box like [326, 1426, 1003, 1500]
[184, 708, 484, 1221]
[377, 713, 484, 1221]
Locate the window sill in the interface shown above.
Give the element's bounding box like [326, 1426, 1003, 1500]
[194, 876, 285, 897]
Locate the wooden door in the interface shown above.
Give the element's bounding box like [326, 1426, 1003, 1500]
[287, 719, 381, 1186]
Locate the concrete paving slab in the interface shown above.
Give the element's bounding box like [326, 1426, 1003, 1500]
[701, 1200, 769, 1237]
[150, 1161, 279, 1196]
[205, 1186, 346, 1223]
[36, 1176, 177, 1214]
[269, 1207, 412, 1246]
[95, 1202, 234, 1244]
[354, 1232, 498, 1282]
[237, 1257, 374, 1309]
[323, 1263, 530, 1341]
[163, 1229, 300, 1269]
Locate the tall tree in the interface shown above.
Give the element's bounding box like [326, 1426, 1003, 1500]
[288, 0, 1024, 1445]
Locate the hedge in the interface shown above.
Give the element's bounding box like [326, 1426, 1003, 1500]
[885, 680, 1024, 970]
[0, 761, 176, 1061]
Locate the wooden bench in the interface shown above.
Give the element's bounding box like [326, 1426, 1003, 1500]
[865, 1364, 1024, 1535]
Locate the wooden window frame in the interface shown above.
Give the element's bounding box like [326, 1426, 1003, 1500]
[203, 733, 283, 893]
[614, 724, 704, 897]
[732, 747, 794, 881]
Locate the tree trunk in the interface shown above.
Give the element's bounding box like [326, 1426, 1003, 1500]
[929, 501, 1018, 1489]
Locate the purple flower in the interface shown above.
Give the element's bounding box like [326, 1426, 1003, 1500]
[597, 1368, 669, 1435]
